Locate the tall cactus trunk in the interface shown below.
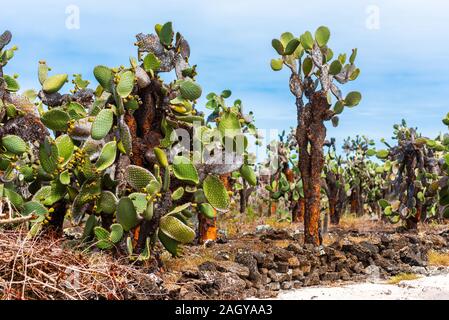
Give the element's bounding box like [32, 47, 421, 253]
[296, 91, 329, 246]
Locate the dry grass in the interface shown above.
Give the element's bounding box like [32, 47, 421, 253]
[0, 228, 165, 300]
[428, 250, 449, 266]
[388, 273, 421, 285]
[161, 247, 217, 272]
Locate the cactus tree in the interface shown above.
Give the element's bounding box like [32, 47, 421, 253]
[270, 27, 361, 245]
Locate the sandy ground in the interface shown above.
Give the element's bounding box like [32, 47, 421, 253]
[273, 274, 449, 300]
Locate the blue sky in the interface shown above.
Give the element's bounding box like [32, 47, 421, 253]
[2, 0, 449, 153]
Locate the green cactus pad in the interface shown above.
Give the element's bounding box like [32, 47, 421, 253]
[95, 141, 117, 171]
[38, 61, 49, 85]
[172, 156, 199, 185]
[179, 79, 202, 101]
[270, 59, 283, 71]
[125, 165, 156, 191]
[344, 91, 362, 107]
[159, 215, 195, 244]
[143, 201, 154, 221]
[109, 224, 124, 243]
[203, 175, 230, 210]
[333, 101, 344, 115]
[376, 150, 389, 159]
[59, 170, 70, 185]
[3, 75, 20, 92]
[117, 197, 139, 232]
[329, 60, 343, 75]
[41, 108, 70, 132]
[300, 31, 314, 50]
[271, 39, 284, 55]
[129, 192, 148, 214]
[94, 226, 114, 250]
[116, 70, 135, 98]
[98, 191, 117, 215]
[154, 147, 169, 168]
[119, 122, 133, 155]
[32, 186, 51, 203]
[4, 188, 24, 209]
[42, 74, 68, 93]
[82, 214, 97, 240]
[55, 134, 74, 165]
[143, 53, 161, 72]
[93, 65, 113, 92]
[315, 26, 330, 47]
[218, 110, 241, 139]
[240, 164, 257, 186]
[91, 109, 113, 140]
[284, 39, 300, 56]
[159, 22, 174, 47]
[39, 138, 59, 174]
[171, 187, 184, 201]
[158, 229, 181, 257]
[199, 203, 216, 219]
[1, 135, 27, 155]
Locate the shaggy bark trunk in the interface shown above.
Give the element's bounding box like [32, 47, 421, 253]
[296, 91, 330, 246]
[239, 180, 247, 214]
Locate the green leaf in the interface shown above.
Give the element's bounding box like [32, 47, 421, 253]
[42, 74, 68, 93]
[315, 26, 330, 47]
[203, 175, 230, 210]
[271, 39, 284, 55]
[173, 156, 199, 185]
[91, 109, 113, 140]
[41, 109, 70, 131]
[95, 141, 117, 171]
[116, 70, 135, 98]
[1, 135, 27, 155]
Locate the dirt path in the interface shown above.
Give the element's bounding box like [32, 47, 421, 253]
[273, 274, 449, 300]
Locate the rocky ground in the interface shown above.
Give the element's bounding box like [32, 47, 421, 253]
[158, 226, 449, 300]
[2, 223, 449, 300]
